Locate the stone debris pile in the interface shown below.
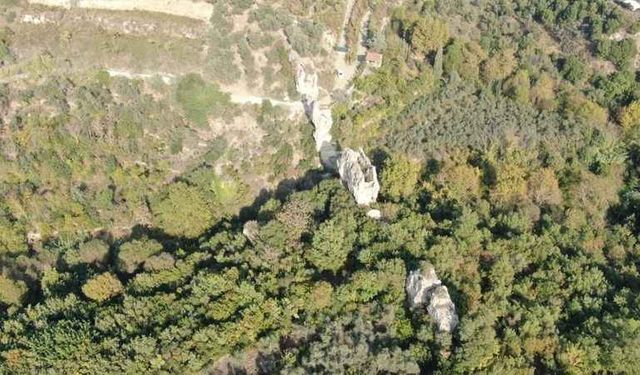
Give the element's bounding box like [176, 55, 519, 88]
[406, 263, 458, 334]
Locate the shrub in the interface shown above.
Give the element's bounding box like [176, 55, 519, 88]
[284, 21, 323, 56]
[482, 49, 516, 83]
[505, 70, 530, 104]
[150, 182, 215, 238]
[307, 219, 354, 273]
[382, 154, 421, 201]
[0, 218, 27, 255]
[528, 168, 562, 206]
[0, 275, 27, 306]
[78, 239, 110, 265]
[597, 39, 637, 69]
[250, 5, 292, 31]
[619, 101, 640, 130]
[175, 74, 232, 127]
[81, 273, 123, 302]
[560, 56, 587, 84]
[117, 238, 163, 274]
[410, 17, 449, 56]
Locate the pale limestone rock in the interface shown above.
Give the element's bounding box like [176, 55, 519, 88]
[319, 143, 340, 169]
[21, 14, 48, 24]
[617, 0, 640, 11]
[337, 148, 380, 205]
[428, 285, 458, 333]
[27, 231, 41, 245]
[304, 100, 338, 167]
[367, 209, 382, 220]
[309, 101, 333, 151]
[242, 221, 259, 245]
[406, 264, 458, 333]
[288, 49, 300, 65]
[295, 64, 319, 101]
[406, 266, 441, 307]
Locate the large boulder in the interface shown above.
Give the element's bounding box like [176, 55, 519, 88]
[304, 100, 339, 168]
[406, 266, 441, 307]
[406, 264, 458, 334]
[428, 285, 458, 334]
[242, 221, 259, 245]
[337, 148, 380, 205]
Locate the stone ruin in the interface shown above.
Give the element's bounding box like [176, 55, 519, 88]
[337, 148, 380, 206]
[406, 263, 458, 334]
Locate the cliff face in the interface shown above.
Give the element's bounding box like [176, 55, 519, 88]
[337, 148, 380, 206]
[309, 101, 333, 152]
[406, 264, 458, 334]
[295, 63, 320, 101]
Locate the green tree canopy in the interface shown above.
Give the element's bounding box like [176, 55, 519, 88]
[150, 182, 215, 238]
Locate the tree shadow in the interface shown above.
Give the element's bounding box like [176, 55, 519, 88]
[238, 167, 330, 222]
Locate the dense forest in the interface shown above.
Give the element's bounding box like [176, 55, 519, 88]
[1, 0, 640, 373]
[1, 148, 640, 373]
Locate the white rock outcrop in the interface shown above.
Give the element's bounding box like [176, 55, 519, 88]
[428, 286, 458, 334]
[309, 101, 333, 152]
[295, 64, 319, 101]
[290, 55, 339, 167]
[406, 264, 458, 334]
[616, 0, 640, 11]
[367, 209, 382, 220]
[242, 221, 259, 245]
[337, 148, 380, 205]
[406, 266, 441, 307]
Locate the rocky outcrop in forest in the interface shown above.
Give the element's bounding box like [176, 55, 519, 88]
[337, 148, 380, 206]
[406, 264, 458, 334]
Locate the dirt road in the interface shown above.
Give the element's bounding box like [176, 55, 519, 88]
[106, 69, 176, 84]
[228, 93, 304, 111]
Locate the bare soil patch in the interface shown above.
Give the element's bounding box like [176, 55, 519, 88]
[27, 0, 213, 22]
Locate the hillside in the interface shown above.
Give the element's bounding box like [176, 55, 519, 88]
[1, 0, 640, 373]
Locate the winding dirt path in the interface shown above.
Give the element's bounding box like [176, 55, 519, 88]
[228, 93, 304, 112]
